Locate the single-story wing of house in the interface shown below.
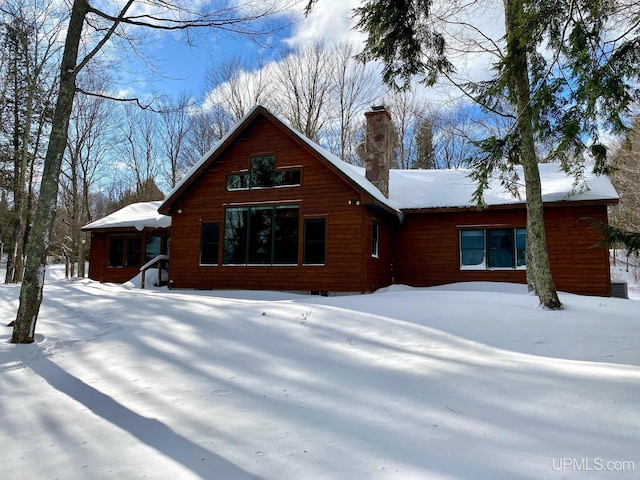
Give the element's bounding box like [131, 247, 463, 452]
[83, 105, 619, 296]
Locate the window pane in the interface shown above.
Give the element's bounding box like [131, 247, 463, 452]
[460, 230, 485, 266]
[224, 208, 248, 264]
[200, 223, 220, 265]
[108, 237, 124, 267]
[274, 207, 299, 263]
[145, 236, 161, 263]
[304, 218, 326, 264]
[274, 169, 301, 187]
[372, 222, 380, 257]
[487, 229, 514, 268]
[126, 237, 142, 266]
[227, 173, 249, 190]
[516, 228, 527, 266]
[251, 156, 276, 187]
[248, 208, 273, 263]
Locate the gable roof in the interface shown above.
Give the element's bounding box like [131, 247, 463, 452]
[82, 201, 171, 231]
[158, 105, 403, 218]
[86, 107, 619, 232]
[159, 105, 617, 217]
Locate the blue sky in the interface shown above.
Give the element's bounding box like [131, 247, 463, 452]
[113, 0, 365, 102]
[140, 24, 297, 98]
[108, 0, 505, 111]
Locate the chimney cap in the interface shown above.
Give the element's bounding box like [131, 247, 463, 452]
[371, 105, 386, 111]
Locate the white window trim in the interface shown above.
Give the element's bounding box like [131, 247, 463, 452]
[459, 228, 527, 270]
[372, 221, 380, 258]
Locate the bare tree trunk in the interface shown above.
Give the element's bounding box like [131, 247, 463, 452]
[12, 0, 89, 343]
[504, 0, 561, 309]
[78, 236, 86, 277]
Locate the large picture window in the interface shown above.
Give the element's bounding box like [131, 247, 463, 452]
[226, 155, 300, 191]
[224, 205, 299, 265]
[200, 223, 220, 265]
[460, 228, 526, 270]
[303, 218, 326, 265]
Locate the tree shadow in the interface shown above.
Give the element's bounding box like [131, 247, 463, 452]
[29, 357, 262, 480]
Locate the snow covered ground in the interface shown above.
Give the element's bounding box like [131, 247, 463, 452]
[1, 265, 639, 479]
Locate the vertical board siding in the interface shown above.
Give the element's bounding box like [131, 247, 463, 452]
[87, 233, 106, 281]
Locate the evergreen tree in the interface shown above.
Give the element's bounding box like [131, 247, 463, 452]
[306, 0, 640, 309]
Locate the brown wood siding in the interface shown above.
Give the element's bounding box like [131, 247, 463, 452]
[87, 232, 106, 281]
[167, 116, 374, 293]
[364, 211, 395, 291]
[395, 204, 611, 297]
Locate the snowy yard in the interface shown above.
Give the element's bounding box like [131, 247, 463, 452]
[1, 265, 639, 479]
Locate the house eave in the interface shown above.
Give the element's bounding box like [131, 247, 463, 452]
[399, 197, 619, 215]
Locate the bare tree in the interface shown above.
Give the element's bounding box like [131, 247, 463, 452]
[327, 41, 381, 164]
[429, 103, 483, 169]
[157, 91, 192, 189]
[182, 105, 233, 169]
[384, 88, 428, 169]
[116, 103, 164, 197]
[273, 42, 335, 142]
[59, 76, 114, 278]
[610, 118, 640, 234]
[11, 0, 298, 343]
[205, 55, 273, 121]
[1, 0, 60, 284]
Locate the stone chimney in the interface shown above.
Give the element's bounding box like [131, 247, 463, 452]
[364, 105, 393, 197]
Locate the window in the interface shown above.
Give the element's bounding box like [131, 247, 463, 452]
[108, 237, 125, 267]
[108, 234, 164, 268]
[251, 155, 276, 187]
[303, 218, 326, 264]
[145, 236, 162, 263]
[126, 237, 142, 266]
[460, 230, 485, 267]
[226, 173, 249, 190]
[226, 155, 300, 191]
[200, 223, 220, 265]
[460, 228, 526, 270]
[372, 221, 380, 258]
[224, 205, 299, 264]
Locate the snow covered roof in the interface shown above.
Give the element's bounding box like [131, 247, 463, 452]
[159, 105, 617, 218]
[82, 201, 171, 231]
[388, 163, 619, 210]
[281, 117, 403, 215]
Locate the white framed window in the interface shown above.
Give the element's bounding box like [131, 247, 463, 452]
[460, 227, 526, 270]
[372, 221, 380, 258]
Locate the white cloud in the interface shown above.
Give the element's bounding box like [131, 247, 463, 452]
[286, 0, 365, 47]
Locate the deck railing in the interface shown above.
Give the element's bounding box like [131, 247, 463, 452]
[139, 254, 169, 289]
